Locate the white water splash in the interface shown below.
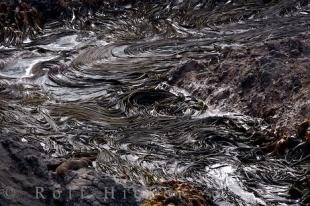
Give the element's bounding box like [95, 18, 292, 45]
[39, 35, 80, 51]
[0, 55, 56, 78]
[206, 164, 266, 205]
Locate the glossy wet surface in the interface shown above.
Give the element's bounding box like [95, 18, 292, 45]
[1, 2, 309, 205]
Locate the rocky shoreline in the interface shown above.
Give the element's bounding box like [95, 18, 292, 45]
[0, 0, 309, 205]
[170, 36, 310, 144]
[0, 131, 139, 206]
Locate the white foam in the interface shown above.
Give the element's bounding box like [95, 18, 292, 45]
[0, 55, 56, 78]
[206, 164, 266, 205]
[40, 35, 80, 51]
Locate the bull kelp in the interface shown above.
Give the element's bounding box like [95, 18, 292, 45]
[0, 0, 309, 205]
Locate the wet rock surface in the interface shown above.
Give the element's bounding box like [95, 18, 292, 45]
[0, 132, 52, 205]
[177, 37, 310, 135]
[0, 132, 139, 206]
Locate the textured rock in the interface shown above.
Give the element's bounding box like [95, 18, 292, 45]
[0, 131, 139, 206]
[174, 37, 310, 136]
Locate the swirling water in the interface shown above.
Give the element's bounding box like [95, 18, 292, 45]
[1, 3, 309, 205]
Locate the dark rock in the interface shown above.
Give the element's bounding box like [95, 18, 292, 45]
[259, 70, 272, 88]
[168, 60, 204, 85]
[288, 39, 303, 57]
[240, 73, 256, 89]
[0, 132, 53, 206]
[0, 131, 139, 206]
[257, 57, 286, 89]
[266, 43, 277, 51]
[52, 169, 139, 206]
